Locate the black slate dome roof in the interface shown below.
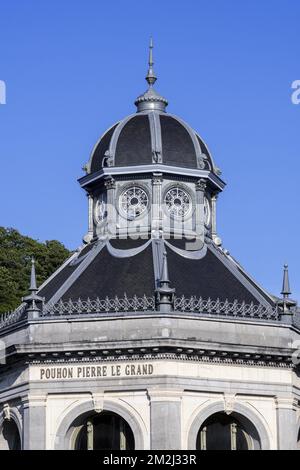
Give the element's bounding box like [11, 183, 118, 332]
[87, 111, 217, 174]
[37, 238, 276, 310]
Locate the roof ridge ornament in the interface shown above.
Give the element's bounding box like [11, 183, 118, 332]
[155, 250, 175, 312]
[22, 257, 44, 319]
[135, 38, 168, 113]
[281, 263, 291, 298]
[160, 250, 170, 287]
[278, 263, 297, 319]
[145, 37, 157, 87]
[29, 257, 38, 293]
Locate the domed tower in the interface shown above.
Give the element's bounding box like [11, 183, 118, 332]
[0, 41, 299, 451]
[80, 38, 223, 246]
[35, 41, 279, 307]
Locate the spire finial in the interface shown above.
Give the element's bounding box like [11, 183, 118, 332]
[22, 257, 43, 318]
[277, 262, 297, 319]
[146, 37, 157, 87]
[281, 263, 291, 299]
[135, 39, 168, 112]
[160, 250, 170, 286]
[155, 248, 175, 313]
[29, 257, 37, 293]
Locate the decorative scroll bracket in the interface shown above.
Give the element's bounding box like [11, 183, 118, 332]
[223, 394, 236, 416]
[92, 393, 104, 414]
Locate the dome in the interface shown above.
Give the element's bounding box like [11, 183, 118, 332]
[87, 111, 217, 174]
[86, 39, 220, 176]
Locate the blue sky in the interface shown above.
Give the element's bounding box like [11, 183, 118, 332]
[0, 0, 299, 300]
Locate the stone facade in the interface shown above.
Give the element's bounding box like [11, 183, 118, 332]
[0, 312, 300, 449]
[0, 42, 299, 450]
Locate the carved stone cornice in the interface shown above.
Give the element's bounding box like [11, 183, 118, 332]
[23, 348, 294, 370]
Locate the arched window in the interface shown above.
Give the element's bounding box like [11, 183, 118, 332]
[74, 412, 134, 450]
[197, 413, 254, 450]
[0, 420, 21, 450]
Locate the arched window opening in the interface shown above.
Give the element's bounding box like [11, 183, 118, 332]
[197, 413, 255, 450]
[0, 420, 21, 450]
[74, 412, 134, 450]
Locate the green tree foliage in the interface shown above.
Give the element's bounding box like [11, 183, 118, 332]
[0, 227, 71, 314]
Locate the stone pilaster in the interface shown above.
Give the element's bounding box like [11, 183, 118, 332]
[22, 395, 46, 450]
[148, 390, 182, 450]
[104, 177, 116, 238]
[195, 178, 206, 240]
[211, 193, 218, 239]
[151, 173, 163, 236]
[83, 193, 94, 243]
[275, 397, 298, 450]
[88, 194, 94, 238]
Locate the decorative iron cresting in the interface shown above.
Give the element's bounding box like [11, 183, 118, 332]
[0, 295, 282, 330]
[174, 296, 280, 320]
[0, 304, 27, 329]
[42, 295, 156, 316]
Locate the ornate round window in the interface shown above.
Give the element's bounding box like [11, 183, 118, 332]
[94, 194, 107, 224]
[119, 186, 149, 220]
[164, 187, 192, 218]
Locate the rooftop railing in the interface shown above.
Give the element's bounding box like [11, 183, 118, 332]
[0, 294, 281, 330]
[42, 295, 156, 316]
[174, 296, 280, 319]
[0, 304, 27, 329]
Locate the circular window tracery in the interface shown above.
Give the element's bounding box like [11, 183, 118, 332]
[165, 187, 192, 218]
[119, 186, 149, 220]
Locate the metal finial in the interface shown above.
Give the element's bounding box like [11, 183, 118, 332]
[155, 248, 175, 313]
[281, 263, 291, 299]
[149, 37, 154, 65]
[135, 38, 168, 112]
[22, 257, 44, 318]
[160, 251, 170, 285]
[146, 37, 157, 87]
[29, 257, 37, 293]
[277, 263, 297, 318]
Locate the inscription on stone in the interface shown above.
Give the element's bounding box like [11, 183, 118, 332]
[38, 363, 154, 381]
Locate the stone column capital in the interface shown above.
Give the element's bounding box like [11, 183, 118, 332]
[2, 403, 11, 421]
[152, 173, 163, 185]
[275, 397, 298, 410]
[147, 389, 183, 402]
[196, 178, 207, 192]
[104, 176, 116, 190]
[21, 395, 47, 408]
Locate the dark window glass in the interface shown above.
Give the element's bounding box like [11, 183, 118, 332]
[75, 412, 134, 450]
[197, 413, 249, 451]
[1, 420, 21, 450]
